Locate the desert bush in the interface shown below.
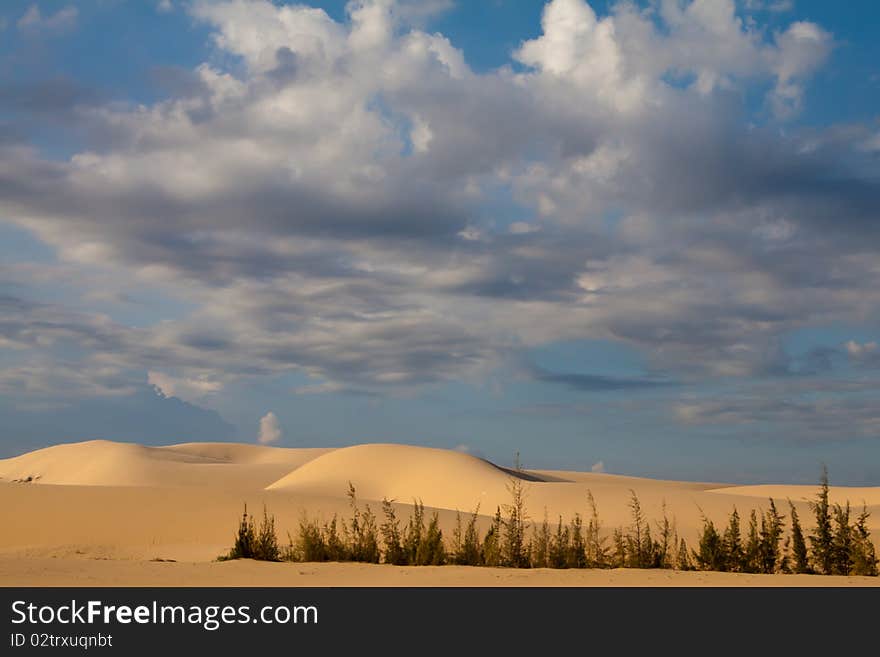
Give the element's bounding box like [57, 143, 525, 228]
[452, 506, 483, 566]
[416, 512, 446, 565]
[530, 510, 551, 568]
[222, 504, 280, 561]
[255, 506, 281, 561]
[481, 507, 504, 567]
[380, 499, 407, 565]
[694, 516, 725, 572]
[809, 466, 834, 575]
[502, 478, 530, 568]
[585, 490, 610, 568]
[566, 514, 587, 569]
[224, 504, 257, 560]
[850, 506, 878, 577]
[788, 502, 810, 574]
[344, 483, 380, 563]
[758, 499, 786, 574]
[722, 508, 744, 572]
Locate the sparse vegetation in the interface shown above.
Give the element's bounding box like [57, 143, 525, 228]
[220, 471, 878, 577]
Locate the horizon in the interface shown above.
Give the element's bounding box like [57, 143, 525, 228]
[2, 0, 880, 486]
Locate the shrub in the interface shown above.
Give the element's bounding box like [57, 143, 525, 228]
[694, 516, 725, 572]
[788, 502, 810, 574]
[531, 509, 551, 569]
[452, 506, 483, 566]
[227, 504, 256, 560]
[380, 499, 407, 565]
[223, 503, 280, 561]
[809, 466, 834, 575]
[585, 490, 610, 568]
[345, 483, 380, 563]
[417, 512, 446, 565]
[502, 478, 529, 568]
[481, 507, 504, 567]
[850, 506, 878, 577]
[567, 514, 587, 569]
[722, 508, 744, 572]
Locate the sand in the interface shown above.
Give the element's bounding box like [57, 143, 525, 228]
[1, 440, 877, 587]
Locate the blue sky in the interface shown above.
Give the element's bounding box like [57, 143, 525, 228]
[1, 1, 879, 484]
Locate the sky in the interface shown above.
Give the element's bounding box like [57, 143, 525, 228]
[1, 0, 879, 484]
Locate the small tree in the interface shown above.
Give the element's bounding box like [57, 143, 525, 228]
[549, 516, 570, 569]
[788, 502, 810, 574]
[227, 504, 256, 559]
[850, 505, 878, 577]
[344, 483, 379, 563]
[808, 466, 834, 575]
[626, 490, 647, 568]
[830, 502, 853, 576]
[503, 478, 529, 568]
[403, 499, 426, 565]
[654, 502, 673, 569]
[531, 509, 551, 569]
[567, 514, 587, 568]
[323, 514, 346, 561]
[694, 515, 724, 571]
[743, 509, 761, 573]
[292, 515, 325, 562]
[676, 538, 693, 571]
[380, 499, 407, 565]
[416, 512, 446, 565]
[611, 528, 627, 569]
[459, 506, 483, 566]
[585, 490, 609, 568]
[482, 507, 504, 567]
[758, 499, 785, 574]
[255, 505, 280, 561]
[722, 508, 744, 572]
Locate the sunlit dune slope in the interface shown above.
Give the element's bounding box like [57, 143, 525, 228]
[266, 443, 541, 512]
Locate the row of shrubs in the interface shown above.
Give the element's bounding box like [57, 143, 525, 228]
[221, 469, 878, 576]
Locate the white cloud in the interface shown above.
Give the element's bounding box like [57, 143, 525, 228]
[17, 4, 78, 34]
[157, 0, 174, 14]
[591, 460, 605, 473]
[257, 411, 283, 445]
[148, 371, 224, 401]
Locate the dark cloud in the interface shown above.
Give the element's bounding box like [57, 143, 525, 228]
[530, 364, 675, 392]
[0, 386, 235, 458]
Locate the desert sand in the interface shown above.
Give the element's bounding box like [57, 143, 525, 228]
[1, 440, 877, 587]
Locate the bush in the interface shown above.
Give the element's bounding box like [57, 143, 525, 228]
[380, 499, 407, 565]
[222, 504, 280, 561]
[694, 516, 725, 572]
[452, 506, 483, 566]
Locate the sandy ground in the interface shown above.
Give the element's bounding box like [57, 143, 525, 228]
[2, 558, 878, 587]
[1, 440, 877, 586]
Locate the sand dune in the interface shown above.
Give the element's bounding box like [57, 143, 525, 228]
[266, 443, 542, 512]
[0, 440, 331, 489]
[1, 439, 877, 586]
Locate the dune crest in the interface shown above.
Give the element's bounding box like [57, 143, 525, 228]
[707, 484, 880, 507]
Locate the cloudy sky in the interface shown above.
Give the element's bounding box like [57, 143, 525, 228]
[1, 0, 879, 483]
